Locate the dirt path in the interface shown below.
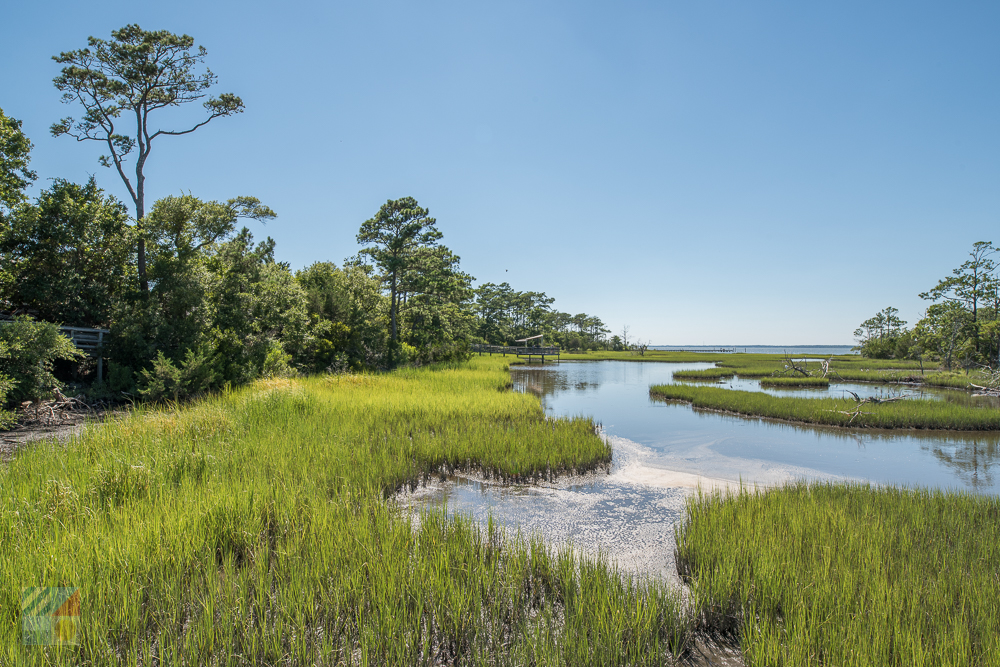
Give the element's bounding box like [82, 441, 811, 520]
[0, 407, 123, 460]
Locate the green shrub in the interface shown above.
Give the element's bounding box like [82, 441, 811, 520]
[0, 316, 83, 407]
[138, 348, 219, 402]
[106, 361, 135, 393]
[260, 342, 295, 379]
[0, 373, 15, 429]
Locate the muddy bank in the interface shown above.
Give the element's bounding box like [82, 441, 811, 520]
[399, 434, 785, 587]
[0, 407, 123, 460]
[398, 433, 758, 665]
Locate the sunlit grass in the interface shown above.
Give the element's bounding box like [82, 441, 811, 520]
[1, 357, 690, 665]
[824, 357, 928, 370]
[924, 371, 989, 390]
[678, 483, 1000, 666]
[827, 368, 925, 382]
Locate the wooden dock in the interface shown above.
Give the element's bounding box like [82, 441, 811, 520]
[472, 344, 561, 363]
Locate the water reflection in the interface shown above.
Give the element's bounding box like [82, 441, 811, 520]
[684, 374, 1000, 408]
[512, 361, 1000, 494]
[402, 360, 999, 581]
[923, 440, 1000, 490]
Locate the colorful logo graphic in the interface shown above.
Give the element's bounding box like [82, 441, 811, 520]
[21, 587, 81, 646]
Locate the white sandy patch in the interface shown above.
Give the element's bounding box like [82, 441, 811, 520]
[613, 463, 756, 492]
[602, 432, 844, 490]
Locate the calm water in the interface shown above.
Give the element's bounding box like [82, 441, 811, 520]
[516, 361, 1000, 493]
[402, 360, 1000, 580]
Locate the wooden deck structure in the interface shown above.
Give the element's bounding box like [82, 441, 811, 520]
[472, 341, 561, 363]
[59, 326, 110, 382]
[0, 319, 109, 381]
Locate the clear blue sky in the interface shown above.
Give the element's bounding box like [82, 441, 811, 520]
[3, 1, 998, 344]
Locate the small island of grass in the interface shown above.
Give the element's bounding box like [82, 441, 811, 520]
[649, 383, 1000, 430]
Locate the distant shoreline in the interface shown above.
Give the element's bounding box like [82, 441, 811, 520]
[650, 344, 856, 355]
[650, 345, 853, 348]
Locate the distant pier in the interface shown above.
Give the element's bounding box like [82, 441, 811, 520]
[472, 344, 561, 363]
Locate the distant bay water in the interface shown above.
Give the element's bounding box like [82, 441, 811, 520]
[650, 345, 856, 355]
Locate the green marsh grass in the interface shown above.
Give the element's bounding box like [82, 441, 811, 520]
[649, 384, 1000, 429]
[670, 366, 788, 381]
[671, 368, 736, 380]
[1, 358, 689, 665]
[677, 483, 1000, 666]
[924, 371, 988, 390]
[827, 369, 926, 383]
[824, 357, 928, 370]
[665, 355, 933, 385]
[673, 367, 824, 382]
[758, 376, 829, 388]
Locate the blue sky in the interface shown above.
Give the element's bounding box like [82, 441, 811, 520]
[3, 1, 999, 344]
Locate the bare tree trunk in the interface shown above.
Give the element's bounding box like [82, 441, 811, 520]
[135, 129, 149, 294]
[389, 273, 398, 367]
[945, 320, 960, 371]
[136, 205, 147, 295]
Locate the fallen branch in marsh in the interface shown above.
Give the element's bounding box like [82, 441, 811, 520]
[967, 365, 1000, 397]
[825, 389, 908, 423]
[776, 353, 815, 377]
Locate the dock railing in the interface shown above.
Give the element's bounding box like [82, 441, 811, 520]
[0, 320, 109, 381]
[472, 344, 561, 362]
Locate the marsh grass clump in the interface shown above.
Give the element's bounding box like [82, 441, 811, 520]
[1, 356, 690, 665]
[758, 376, 829, 388]
[924, 371, 986, 390]
[678, 483, 1000, 666]
[649, 384, 1000, 429]
[672, 368, 736, 380]
[827, 368, 925, 383]
[669, 358, 931, 385]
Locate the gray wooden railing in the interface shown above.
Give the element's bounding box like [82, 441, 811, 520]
[0, 320, 109, 381]
[472, 344, 561, 361]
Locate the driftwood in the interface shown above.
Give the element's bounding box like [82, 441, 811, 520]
[827, 389, 907, 424]
[775, 354, 832, 378]
[969, 365, 1000, 397]
[16, 387, 97, 426]
[779, 354, 812, 377]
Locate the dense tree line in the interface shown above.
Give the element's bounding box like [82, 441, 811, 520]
[474, 282, 609, 350]
[0, 117, 608, 413]
[0, 25, 617, 417]
[855, 241, 1000, 370]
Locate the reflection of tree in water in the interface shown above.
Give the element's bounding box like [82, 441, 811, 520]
[923, 440, 1000, 490]
[510, 369, 597, 399]
[693, 409, 1000, 490]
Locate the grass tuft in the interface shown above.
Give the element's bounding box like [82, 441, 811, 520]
[679, 482, 1000, 665]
